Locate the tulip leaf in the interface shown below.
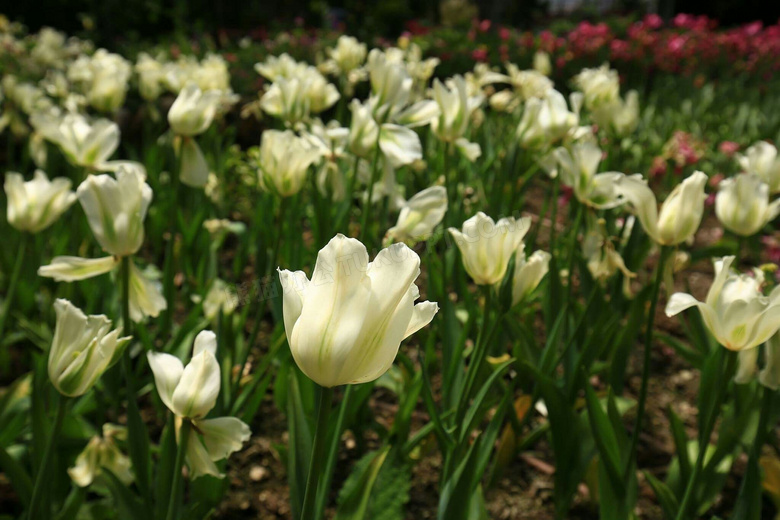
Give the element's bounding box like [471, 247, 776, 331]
[668, 407, 691, 484]
[287, 369, 313, 520]
[644, 471, 679, 520]
[0, 443, 32, 506]
[334, 447, 390, 520]
[583, 384, 625, 498]
[101, 468, 149, 520]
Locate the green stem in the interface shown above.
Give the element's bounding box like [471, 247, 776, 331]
[162, 141, 182, 335]
[359, 143, 383, 242]
[0, 232, 27, 373]
[315, 385, 353, 520]
[674, 350, 736, 520]
[166, 419, 191, 520]
[625, 245, 672, 479]
[29, 392, 67, 520]
[301, 385, 334, 520]
[442, 141, 454, 227]
[455, 286, 494, 426]
[120, 257, 131, 334]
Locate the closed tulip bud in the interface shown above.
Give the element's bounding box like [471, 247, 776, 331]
[147, 331, 251, 478]
[666, 256, 780, 351]
[167, 83, 222, 137]
[533, 51, 552, 76]
[738, 141, 780, 193]
[31, 112, 119, 169]
[387, 186, 448, 244]
[68, 424, 133, 487]
[449, 212, 531, 285]
[48, 299, 131, 397]
[256, 130, 321, 197]
[5, 170, 76, 233]
[716, 173, 780, 237]
[614, 171, 707, 246]
[512, 247, 551, 305]
[279, 235, 438, 388]
[77, 167, 152, 256]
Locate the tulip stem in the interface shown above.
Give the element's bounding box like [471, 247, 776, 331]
[455, 285, 494, 426]
[315, 385, 353, 520]
[166, 419, 191, 520]
[0, 232, 27, 374]
[29, 392, 67, 520]
[360, 142, 382, 242]
[625, 245, 672, 480]
[674, 350, 736, 520]
[301, 385, 334, 520]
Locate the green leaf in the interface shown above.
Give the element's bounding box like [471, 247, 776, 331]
[644, 471, 679, 520]
[583, 384, 625, 497]
[668, 408, 691, 484]
[334, 447, 390, 520]
[101, 468, 148, 520]
[287, 369, 313, 520]
[0, 443, 32, 506]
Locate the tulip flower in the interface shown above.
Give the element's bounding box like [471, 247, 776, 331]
[613, 171, 707, 246]
[67, 49, 132, 113]
[573, 64, 620, 110]
[326, 35, 367, 76]
[511, 246, 551, 305]
[31, 112, 120, 170]
[533, 51, 552, 76]
[48, 299, 131, 397]
[738, 141, 780, 194]
[256, 129, 321, 197]
[517, 90, 580, 148]
[715, 173, 780, 236]
[4, 170, 76, 233]
[582, 218, 636, 283]
[430, 75, 484, 160]
[168, 83, 223, 187]
[278, 235, 438, 388]
[666, 256, 780, 351]
[260, 72, 340, 124]
[68, 424, 133, 487]
[147, 331, 251, 478]
[449, 212, 531, 286]
[483, 64, 553, 112]
[135, 52, 165, 101]
[386, 186, 448, 244]
[552, 142, 624, 209]
[590, 90, 640, 137]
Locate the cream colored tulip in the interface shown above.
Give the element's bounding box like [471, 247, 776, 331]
[666, 256, 780, 351]
[5, 170, 76, 233]
[279, 235, 438, 388]
[573, 64, 620, 110]
[387, 186, 448, 244]
[449, 212, 531, 286]
[77, 167, 152, 256]
[68, 424, 133, 487]
[256, 130, 321, 197]
[716, 173, 780, 236]
[512, 246, 551, 305]
[48, 299, 131, 397]
[533, 51, 552, 76]
[553, 142, 624, 209]
[517, 90, 579, 148]
[31, 112, 119, 169]
[613, 171, 707, 246]
[738, 141, 780, 193]
[168, 83, 222, 137]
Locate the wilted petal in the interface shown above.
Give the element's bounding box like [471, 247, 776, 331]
[38, 255, 119, 282]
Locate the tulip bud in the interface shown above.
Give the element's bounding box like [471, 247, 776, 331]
[511, 247, 551, 305]
[614, 171, 707, 246]
[666, 256, 780, 351]
[48, 299, 131, 397]
[533, 51, 552, 76]
[77, 166, 152, 256]
[387, 186, 448, 244]
[449, 212, 531, 286]
[738, 141, 780, 193]
[716, 173, 780, 236]
[167, 83, 222, 137]
[256, 130, 321, 197]
[573, 64, 620, 110]
[279, 235, 438, 388]
[5, 170, 76, 233]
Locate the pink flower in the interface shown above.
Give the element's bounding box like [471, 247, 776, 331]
[719, 141, 740, 157]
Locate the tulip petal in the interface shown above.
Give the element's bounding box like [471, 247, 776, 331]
[193, 330, 217, 357]
[38, 255, 119, 282]
[171, 350, 221, 419]
[403, 301, 439, 340]
[147, 351, 184, 413]
[196, 417, 251, 461]
[128, 261, 167, 322]
[185, 432, 223, 479]
[179, 138, 209, 188]
[278, 269, 309, 346]
[664, 292, 700, 317]
[734, 347, 759, 384]
[379, 124, 422, 168]
[613, 174, 659, 242]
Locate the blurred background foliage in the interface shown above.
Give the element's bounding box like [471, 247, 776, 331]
[3, 0, 779, 49]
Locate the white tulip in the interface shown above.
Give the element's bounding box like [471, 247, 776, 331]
[613, 171, 707, 246]
[48, 299, 131, 397]
[4, 170, 76, 233]
[738, 141, 780, 193]
[68, 49, 131, 113]
[666, 256, 780, 351]
[716, 173, 780, 236]
[553, 142, 624, 209]
[533, 51, 552, 76]
[449, 212, 531, 286]
[68, 424, 133, 487]
[256, 130, 321, 197]
[326, 35, 367, 75]
[147, 331, 251, 479]
[517, 90, 579, 148]
[168, 83, 222, 137]
[77, 167, 152, 256]
[387, 186, 448, 244]
[573, 64, 620, 110]
[279, 235, 438, 388]
[512, 247, 551, 305]
[31, 112, 119, 169]
[430, 75, 483, 143]
[135, 53, 165, 101]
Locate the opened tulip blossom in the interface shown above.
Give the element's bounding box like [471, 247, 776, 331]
[613, 171, 707, 246]
[517, 90, 581, 148]
[738, 141, 780, 193]
[430, 75, 484, 160]
[31, 112, 120, 170]
[4, 169, 76, 233]
[168, 83, 223, 187]
[147, 331, 251, 478]
[68, 424, 133, 487]
[716, 172, 780, 236]
[552, 142, 624, 209]
[511, 246, 551, 305]
[386, 185, 448, 244]
[48, 299, 131, 397]
[279, 235, 438, 388]
[449, 212, 531, 286]
[256, 129, 321, 197]
[666, 256, 780, 351]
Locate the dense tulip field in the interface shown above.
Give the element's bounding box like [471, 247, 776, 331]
[2, 11, 780, 520]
